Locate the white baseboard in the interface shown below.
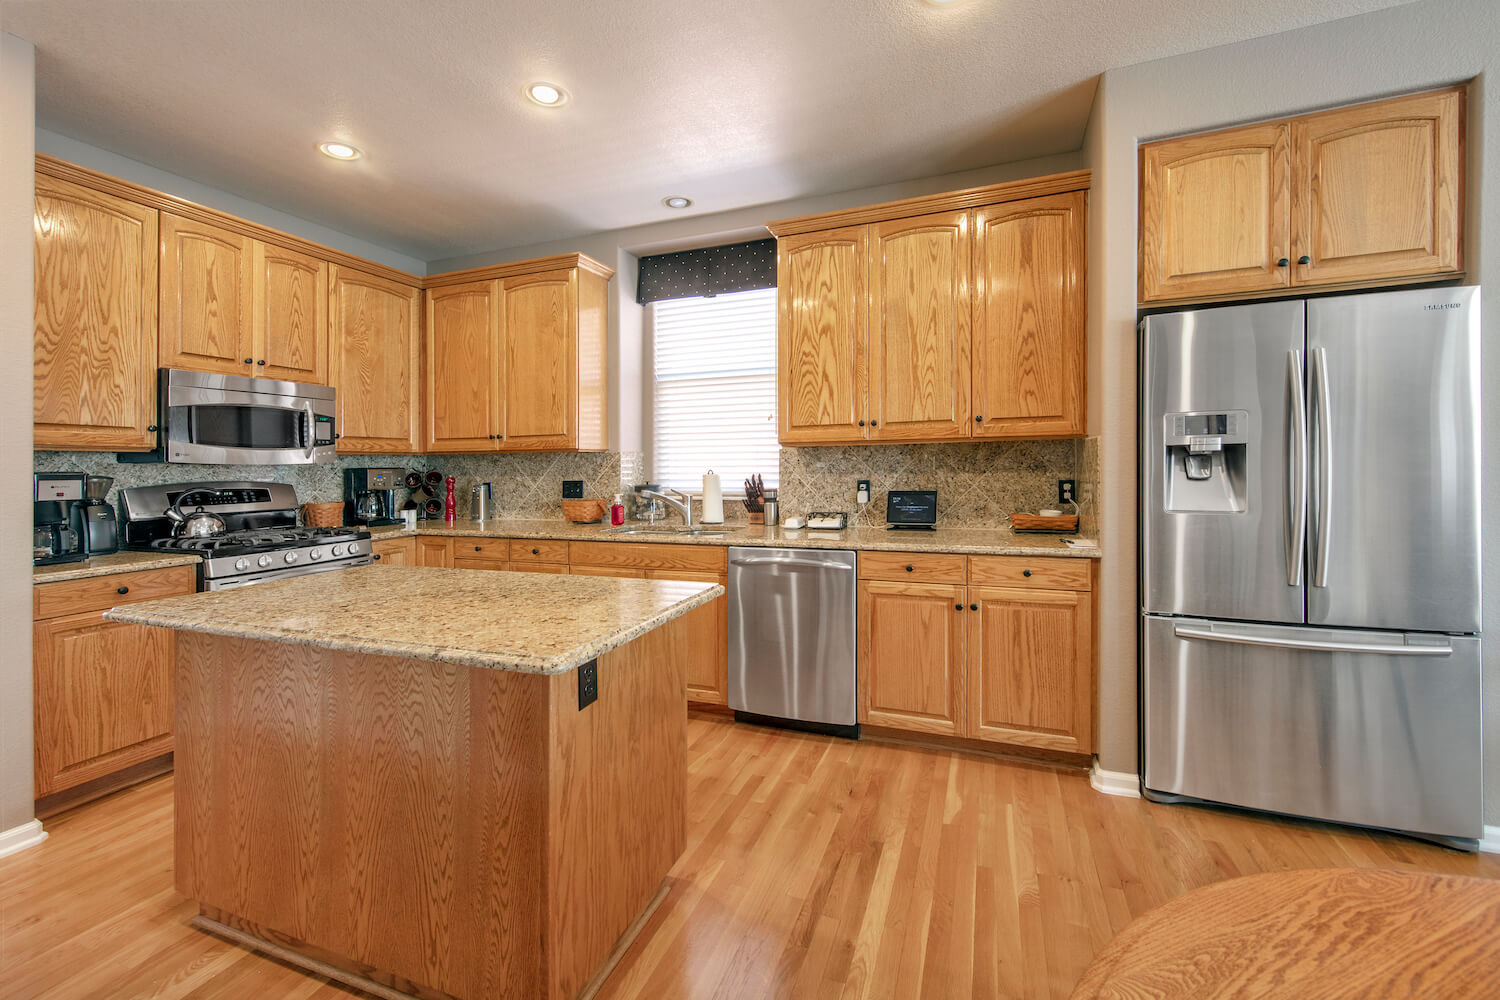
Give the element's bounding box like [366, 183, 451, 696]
[0, 819, 46, 859]
[1479, 825, 1500, 855]
[1089, 764, 1141, 798]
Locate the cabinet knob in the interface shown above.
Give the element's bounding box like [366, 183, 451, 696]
[1298, 255, 1311, 265]
[858, 420, 866, 427]
[474, 546, 482, 552]
[116, 585, 129, 595]
[244, 357, 254, 364]
[970, 603, 978, 611]
[1276, 258, 1290, 267]
[532, 547, 540, 555]
[1023, 569, 1032, 577]
[146, 424, 158, 432]
[955, 603, 963, 611]
[870, 419, 878, 427]
[373, 554, 382, 561]
[905, 564, 914, 572]
[975, 415, 983, 423]
[257, 359, 266, 366]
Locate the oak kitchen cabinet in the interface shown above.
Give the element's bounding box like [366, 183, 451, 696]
[369, 536, 415, 565]
[1139, 86, 1464, 304]
[857, 552, 1095, 755]
[33, 173, 160, 451]
[424, 257, 613, 454]
[769, 170, 1089, 445]
[415, 535, 455, 568]
[32, 565, 197, 803]
[329, 265, 423, 453]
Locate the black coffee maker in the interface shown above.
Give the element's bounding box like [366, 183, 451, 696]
[344, 467, 404, 526]
[34, 472, 89, 565]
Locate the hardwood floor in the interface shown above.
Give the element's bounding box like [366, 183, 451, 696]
[4, 712, 1497, 1000]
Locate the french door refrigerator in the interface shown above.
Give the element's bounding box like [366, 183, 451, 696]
[1140, 285, 1482, 849]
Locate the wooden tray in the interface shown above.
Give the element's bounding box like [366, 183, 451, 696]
[1009, 513, 1078, 533]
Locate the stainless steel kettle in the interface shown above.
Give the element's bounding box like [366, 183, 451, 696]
[165, 490, 228, 538]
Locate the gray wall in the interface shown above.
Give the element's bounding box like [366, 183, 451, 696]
[1084, 0, 1499, 826]
[1, 32, 38, 845]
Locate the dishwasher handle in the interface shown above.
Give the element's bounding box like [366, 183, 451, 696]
[730, 555, 855, 571]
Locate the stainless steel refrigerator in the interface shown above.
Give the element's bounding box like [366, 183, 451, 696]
[1140, 285, 1482, 849]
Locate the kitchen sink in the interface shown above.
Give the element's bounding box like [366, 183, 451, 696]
[599, 525, 733, 537]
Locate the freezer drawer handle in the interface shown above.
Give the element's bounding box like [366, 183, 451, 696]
[1173, 624, 1451, 657]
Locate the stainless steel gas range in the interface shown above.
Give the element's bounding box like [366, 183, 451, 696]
[119, 481, 372, 590]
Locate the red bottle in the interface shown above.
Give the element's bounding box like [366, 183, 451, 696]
[444, 476, 457, 524]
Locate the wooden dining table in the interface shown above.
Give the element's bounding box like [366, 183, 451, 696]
[1071, 867, 1500, 999]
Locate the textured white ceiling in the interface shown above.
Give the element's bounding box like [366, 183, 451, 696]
[3, 0, 1414, 262]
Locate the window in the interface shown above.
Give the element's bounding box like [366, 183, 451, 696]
[650, 287, 779, 493]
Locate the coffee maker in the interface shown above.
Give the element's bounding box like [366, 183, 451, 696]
[34, 472, 89, 565]
[344, 467, 404, 526]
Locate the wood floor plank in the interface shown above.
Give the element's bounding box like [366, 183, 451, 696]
[4, 712, 1498, 1000]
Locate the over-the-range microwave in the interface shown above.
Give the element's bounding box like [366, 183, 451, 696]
[119, 369, 337, 465]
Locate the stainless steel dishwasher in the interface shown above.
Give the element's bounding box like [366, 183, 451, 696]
[728, 546, 858, 737]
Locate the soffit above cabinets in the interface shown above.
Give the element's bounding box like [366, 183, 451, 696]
[3, 0, 1415, 262]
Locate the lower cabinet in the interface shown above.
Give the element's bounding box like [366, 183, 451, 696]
[415, 536, 455, 567]
[33, 565, 197, 799]
[370, 537, 415, 565]
[452, 538, 510, 571]
[857, 553, 1095, 755]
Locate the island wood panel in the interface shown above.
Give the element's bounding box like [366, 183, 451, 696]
[253, 242, 328, 384]
[867, 210, 971, 441]
[857, 579, 966, 736]
[33, 174, 160, 451]
[370, 537, 415, 565]
[159, 213, 255, 376]
[1291, 87, 1463, 286]
[172, 619, 687, 1000]
[501, 269, 576, 451]
[425, 279, 502, 452]
[1139, 122, 1292, 303]
[415, 536, 454, 568]
[972, 191, 1086, 439]
[776, 227, 868, 444]
[330, 266, 422, 453]
[33, 611, 177, 796]
[966, 585, 1093, 754]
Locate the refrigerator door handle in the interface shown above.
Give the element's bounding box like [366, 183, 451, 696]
[1311, 346, 1333, 588]
[1286, 350, 1307, 587]
[1172, 623, 1451, 657]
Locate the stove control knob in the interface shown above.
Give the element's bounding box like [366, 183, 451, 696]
[257, 555, 273, 568]
[331, 544, 345, 556]
[284, 551, 298, 564]
[347, 542, 361, 555]
[235, 558, 249, 571]
[309, 548, 324, 561]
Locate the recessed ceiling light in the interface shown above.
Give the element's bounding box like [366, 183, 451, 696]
[525, 82, 569, 107]
[662, 196, 692, 209]
[318, 141, 361, 161]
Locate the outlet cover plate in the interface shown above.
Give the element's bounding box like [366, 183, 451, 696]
[562, 480, 584, 499]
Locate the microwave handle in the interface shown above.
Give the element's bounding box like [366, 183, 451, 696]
[300, 408, 311, 454]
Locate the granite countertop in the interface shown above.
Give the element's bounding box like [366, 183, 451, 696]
[32, 550, 201, 583]
[371, 518, 1101, 558]
[104, 565, 722, 675]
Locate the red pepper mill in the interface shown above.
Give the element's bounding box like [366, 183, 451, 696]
[444, 476, 456, 524]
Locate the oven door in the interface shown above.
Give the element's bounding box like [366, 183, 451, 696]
[162, 369, 337, 465]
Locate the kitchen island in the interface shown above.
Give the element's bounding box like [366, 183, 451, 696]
[106, 565, 722, 1000]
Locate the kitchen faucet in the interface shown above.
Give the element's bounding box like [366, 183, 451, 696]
[638, 488, 694, 529]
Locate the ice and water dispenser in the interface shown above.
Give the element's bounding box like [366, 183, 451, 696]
[1161, 410, 1249, 513]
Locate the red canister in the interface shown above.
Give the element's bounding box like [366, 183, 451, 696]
[444, 476, 457, 524]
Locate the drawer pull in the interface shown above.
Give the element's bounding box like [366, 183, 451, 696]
[474, 546, 482, 552]
[373, 554, 382, 561]
[1023, 569, 1032, 577]
[532, 547, 540, 555]
[905, 564, 914, 572]
[955, 603, 963, 611]
[970, 603, 978, 611]
[116, 586, 129, 595]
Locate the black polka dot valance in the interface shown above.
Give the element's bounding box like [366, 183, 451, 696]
[636, 238, 777, 304]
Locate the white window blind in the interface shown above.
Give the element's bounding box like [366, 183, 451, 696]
[651, 287, 779, 493]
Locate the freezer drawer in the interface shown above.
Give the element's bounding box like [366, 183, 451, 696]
[1142, 615, 1482, 841]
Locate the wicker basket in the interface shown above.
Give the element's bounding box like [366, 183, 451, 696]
[301, 501, 345, 527]
[1008, 513, 1079, 533]
[562, 499, 607, 523]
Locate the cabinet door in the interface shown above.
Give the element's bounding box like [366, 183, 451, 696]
[501, 269, 576, 451]
[776, 227, 868, 444]
[159, 213, 255, 375]
[857, 580, 965, 735]
[33, 174, 159, 451]
[647, 569, 728, 705]
[1291, 88, 1463, 287]
[868, 211, 971, 440]
[329, 266, 422, 453]
[966, 586, 1093, 754]
[34, 611, 175, 796]
[253, 242, 328, 384]
[370, 537, 415, 565]
[1139, 123, 1291, 303]
[415, 536, 454, 567]
[426, 280, 502, 452]
[972, 192, 1086, 438]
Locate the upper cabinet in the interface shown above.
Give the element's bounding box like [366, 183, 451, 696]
[34, 174, 159, 451]
[254, 242, 328, 384]
[329, 266, 422, 454]
[1139, 86, 1464, 305]
[158, 213, 254, 376]
[769, 172, 1089, 445]
[424, 258, 611, 454]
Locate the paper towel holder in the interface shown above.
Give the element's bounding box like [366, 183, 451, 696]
[700, 469, 725, 524]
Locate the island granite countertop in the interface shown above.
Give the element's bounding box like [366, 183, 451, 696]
[105, 564, 721, 674]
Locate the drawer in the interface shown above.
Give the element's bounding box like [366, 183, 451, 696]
[858, 551, 967, 584]
[34, 565, 197, 621]
[968, 555, 1093, 591]
[453, 557, 510, 572]
[569, 541, 726, 575]
[509, 539, 570, 565]
[455, 539, 510, 563]
[508, 562, 569, 575]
